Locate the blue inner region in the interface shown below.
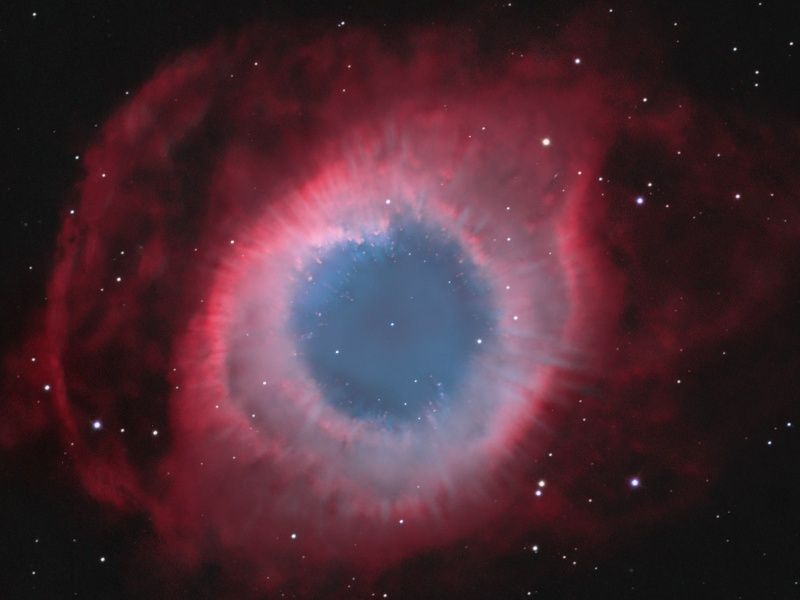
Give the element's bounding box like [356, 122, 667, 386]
[291, 218, 494, 423]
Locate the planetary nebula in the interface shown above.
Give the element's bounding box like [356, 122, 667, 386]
[7, 19, 798, 597]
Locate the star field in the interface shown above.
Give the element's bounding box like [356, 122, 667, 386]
[1, 2, 799, 599]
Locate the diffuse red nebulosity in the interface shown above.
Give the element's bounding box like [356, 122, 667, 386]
[3, 20, 798, 597]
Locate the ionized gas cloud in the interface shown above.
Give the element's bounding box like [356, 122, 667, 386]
[6, 18, 798, 597]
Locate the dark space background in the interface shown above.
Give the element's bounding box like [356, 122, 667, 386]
[1, 1, 798, 598]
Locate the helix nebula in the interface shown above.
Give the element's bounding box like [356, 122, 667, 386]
[4, 12, 799, 599]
